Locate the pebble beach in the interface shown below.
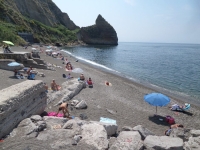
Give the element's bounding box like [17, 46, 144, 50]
[0, 45, 200, 138]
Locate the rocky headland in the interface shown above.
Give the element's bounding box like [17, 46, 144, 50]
[77, 15, 118, 45]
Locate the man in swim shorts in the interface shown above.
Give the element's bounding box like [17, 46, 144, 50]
[55, 102, 69, 117]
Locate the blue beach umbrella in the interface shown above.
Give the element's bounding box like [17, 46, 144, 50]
[7, 62, 20, 67]
[144, 93, 170, 114]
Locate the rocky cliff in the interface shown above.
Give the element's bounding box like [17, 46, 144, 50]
[78, 15, 118, 45]
[3, 0, 79, 30]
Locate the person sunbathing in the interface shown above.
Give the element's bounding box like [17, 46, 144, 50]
[51, 79, 60, 91]
[55, 102, 70, 118]
[164, 124, 184, 136]
[170, 124, 184, 129]
[170, 103, 190, 111]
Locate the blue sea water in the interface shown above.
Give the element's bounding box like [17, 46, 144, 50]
[63, 42, 200, 102]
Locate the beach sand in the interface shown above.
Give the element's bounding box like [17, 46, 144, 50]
[1, 45, 200, 138]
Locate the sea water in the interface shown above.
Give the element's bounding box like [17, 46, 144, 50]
[62, 42, 200, 103]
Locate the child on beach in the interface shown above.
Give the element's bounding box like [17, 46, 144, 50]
[86, 77, 93, 88]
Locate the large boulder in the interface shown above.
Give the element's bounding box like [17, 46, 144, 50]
[109, 131, 143, 150]
[79, 122, 109, 150]
[43, 116, 68, 130]
[78, 14, 118, 45]
[133, 125, 155, 140]
[10, 118, 37, 138]
[144, 135, 183, 150]
[37, 129, 76, 149]
[184, 136, 200, 150]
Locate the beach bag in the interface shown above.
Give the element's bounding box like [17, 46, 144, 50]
[165, 116, 175, 125]
[63, 74, 66, 78]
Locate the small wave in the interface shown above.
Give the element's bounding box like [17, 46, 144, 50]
[62, 50, 120, 73]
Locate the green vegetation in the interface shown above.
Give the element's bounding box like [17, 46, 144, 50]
[0, 0, 79, 45]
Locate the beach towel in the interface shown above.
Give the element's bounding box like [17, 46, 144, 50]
[100, 117, 116, 124]
[48, 112, 63, 117]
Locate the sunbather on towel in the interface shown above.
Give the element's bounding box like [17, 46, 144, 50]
[170, 103, 190, 111]
[55, 102, 70, 118]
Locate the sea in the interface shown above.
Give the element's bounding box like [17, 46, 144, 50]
[62, 42, 200, 105]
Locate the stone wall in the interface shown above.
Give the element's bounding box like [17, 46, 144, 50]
[0, 59, 24, 71]
[0, 80, 47, 138]
[0, 52, 47, 69]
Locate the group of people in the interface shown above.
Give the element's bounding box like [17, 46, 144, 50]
[13, 66, 35, 80]
[66, 62, 73, 71]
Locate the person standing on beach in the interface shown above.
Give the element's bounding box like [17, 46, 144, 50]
[55, 102, 70, 117]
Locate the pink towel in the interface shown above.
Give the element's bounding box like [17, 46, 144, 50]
[48, 112, 63, 117]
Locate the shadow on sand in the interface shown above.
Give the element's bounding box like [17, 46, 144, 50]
[148, 115, 170, 126]
[173, 110, 193, 116]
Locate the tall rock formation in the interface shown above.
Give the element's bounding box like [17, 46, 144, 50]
[3, 0, 79, 30]
[78, 15, 118, 45]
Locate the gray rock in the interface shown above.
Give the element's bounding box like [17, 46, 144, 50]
[30, 115, 43, 122]
[122, 126, 133, 131]
[43, 116, 68, 129]
[37, 129, 76, 149]
[72, 135, 82, 145]
[70, 99, 80, 106]
[144, 135, 183, 150]
[96, 121, 118, 136]
[184, 136, 200, 150]
[169, 128, 191, 141]
[108, 137, 117, 148]
[106, 108, 117, 115]
[63, 118, 86, 135]
[79, 122, 109, 150]
[190, 130, 200, 137]
[75, 100, 87, 109]
[10, 118, 37, 138]
[133, 125, 155, 140]
[109, 131, 143, 150]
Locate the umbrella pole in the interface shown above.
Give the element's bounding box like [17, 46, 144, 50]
[156, 106, 157, 114]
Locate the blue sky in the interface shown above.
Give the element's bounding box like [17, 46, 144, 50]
[52, 0, 200, 44]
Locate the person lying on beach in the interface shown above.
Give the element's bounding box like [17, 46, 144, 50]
[170, 124, 184, 129]
[55, 102, 70, 118]
[170, 103, 190, 111]
[51, 79, 60, 91]
[105, 81, 112, 86]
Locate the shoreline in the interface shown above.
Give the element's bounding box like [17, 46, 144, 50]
[0, 45, 200, 136]
[61, 48, 200, 108]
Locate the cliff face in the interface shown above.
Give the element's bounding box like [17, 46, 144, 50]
[78, 15, 118, 45]
[3, 0, 79, 30]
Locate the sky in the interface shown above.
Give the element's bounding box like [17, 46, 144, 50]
[52, 0, 200, 44]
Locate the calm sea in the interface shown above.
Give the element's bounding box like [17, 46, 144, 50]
[63, 42, 200, 103]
